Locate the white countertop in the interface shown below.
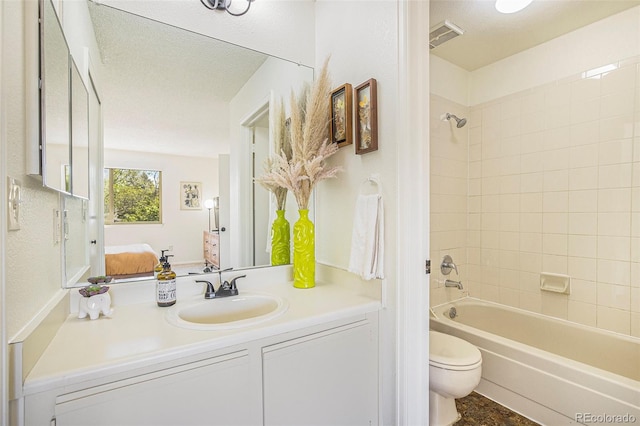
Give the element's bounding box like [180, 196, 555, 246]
[24, 267, 382, 395]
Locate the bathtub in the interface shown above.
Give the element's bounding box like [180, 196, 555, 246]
[430, 298, 640, 426]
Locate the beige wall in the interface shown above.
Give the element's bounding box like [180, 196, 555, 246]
[429, 95, 469, 306]
[468, 62, 639, 336]
[430, 6, 640, 338]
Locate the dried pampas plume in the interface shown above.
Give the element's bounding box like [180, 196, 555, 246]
[255, 57, 341, 211]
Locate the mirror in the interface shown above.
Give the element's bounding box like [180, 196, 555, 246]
[41, 0, 71, 194]
[71, 59, 89, 199]
[87, 2, 313, 281]
[63, 195, 90, 286]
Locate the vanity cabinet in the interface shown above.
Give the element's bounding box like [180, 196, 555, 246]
[54, 351, 257, 426]
[23, 313, 379, 426]
[263, 319, 378, 425]
[203, 231, 220, 268]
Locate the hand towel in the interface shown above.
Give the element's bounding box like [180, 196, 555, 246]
[348, 193, 384, 280]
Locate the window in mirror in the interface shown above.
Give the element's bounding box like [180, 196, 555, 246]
[104, 168, 162, 224]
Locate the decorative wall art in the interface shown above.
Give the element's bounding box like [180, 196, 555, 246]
[180, 181, 202, 210]
[355, 78, 378, 155]
[329, 83, 353, 147]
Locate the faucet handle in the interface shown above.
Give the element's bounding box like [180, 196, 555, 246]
[196, 280, 216, 299]
[440, 255, 458, 276]
[220, 275, 245, 296]
[228, 275, 246, 290]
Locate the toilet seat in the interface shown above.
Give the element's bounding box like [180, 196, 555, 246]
[429, 331, 482, 371]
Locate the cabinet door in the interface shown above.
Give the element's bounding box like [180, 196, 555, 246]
[263, 319, 378, 426]
[54, 351, 258, 426]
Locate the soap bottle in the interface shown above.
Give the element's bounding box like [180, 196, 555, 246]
[154, 249, 169, 279]
[156, 255, 176, 307]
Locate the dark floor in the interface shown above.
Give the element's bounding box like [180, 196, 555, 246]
[455, 392, 541, 426]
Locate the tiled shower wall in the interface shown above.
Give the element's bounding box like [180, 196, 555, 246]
[431, 58, 640, 338]
[430, 95, 469, 307]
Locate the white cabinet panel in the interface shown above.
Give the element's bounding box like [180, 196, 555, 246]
[263, 320, 378, 426]
[54, 351, 256, 426]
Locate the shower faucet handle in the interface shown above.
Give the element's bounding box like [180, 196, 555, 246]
[441, 255, 458, 276]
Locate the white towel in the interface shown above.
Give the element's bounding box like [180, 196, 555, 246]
[348, 193, 384, 280]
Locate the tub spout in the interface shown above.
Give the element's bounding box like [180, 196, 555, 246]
[445, 279, 463, 290]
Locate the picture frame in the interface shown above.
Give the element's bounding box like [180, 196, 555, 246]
[354, 78, 378, 155]
[180, 181, 202, 210]
[329, 83, 353, 147]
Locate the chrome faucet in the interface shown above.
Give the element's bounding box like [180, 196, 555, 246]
[440, 255, 458, 276]
[195, 268, 245, 299]
[445, 279, 463, 290]
[217, 274, 245, 297]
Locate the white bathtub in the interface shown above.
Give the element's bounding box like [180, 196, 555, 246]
[430, 298, 640, 426]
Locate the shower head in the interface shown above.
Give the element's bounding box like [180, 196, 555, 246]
[446, 113, 467, 128]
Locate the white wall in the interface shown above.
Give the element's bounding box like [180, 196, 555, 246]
[104, 149, 219, 264]
[315, 1, 401, 423]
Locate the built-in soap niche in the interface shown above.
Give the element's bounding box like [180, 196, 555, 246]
[539, 272, 571, 295]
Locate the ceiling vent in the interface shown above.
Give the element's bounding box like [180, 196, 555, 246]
[429, 20, 464, 50]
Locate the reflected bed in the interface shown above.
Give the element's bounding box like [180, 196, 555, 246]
[105, 243, 157, 279]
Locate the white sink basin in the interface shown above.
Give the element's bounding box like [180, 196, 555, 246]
[165, 293, 288, 330]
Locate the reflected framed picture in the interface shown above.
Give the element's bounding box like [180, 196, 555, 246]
[329, 83, 353, 147]
[180, 181, 202, 210]
[355, 78, 378, 155]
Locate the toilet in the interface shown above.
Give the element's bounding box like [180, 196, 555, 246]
[429, 330, 482, 426]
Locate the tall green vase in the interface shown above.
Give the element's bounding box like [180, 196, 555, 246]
[271, 210, 290, 266]
[293, 209, 315, 288]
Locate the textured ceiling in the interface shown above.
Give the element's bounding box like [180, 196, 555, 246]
[88, 2, 268, 158]
[430, 0, 640, 71]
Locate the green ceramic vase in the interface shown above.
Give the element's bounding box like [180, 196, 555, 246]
[271, 210, 290, 266]
[293, 209, 315, 288]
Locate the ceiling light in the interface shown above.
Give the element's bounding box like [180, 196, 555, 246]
[495, 0, 533, 14]
[201, 0, 254, 16]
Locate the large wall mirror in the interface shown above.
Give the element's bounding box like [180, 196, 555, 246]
[87, 2, 313, 282]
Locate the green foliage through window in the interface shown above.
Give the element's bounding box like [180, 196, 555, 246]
[104, 168, 161, 224]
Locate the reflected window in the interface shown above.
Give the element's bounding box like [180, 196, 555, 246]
[104, 168, 161, 224]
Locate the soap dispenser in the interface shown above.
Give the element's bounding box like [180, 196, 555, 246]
[156, 254, 176, 307]
[154, 249, 169, 279]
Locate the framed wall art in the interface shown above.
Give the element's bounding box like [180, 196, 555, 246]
[355, 78, 378, 155]
[329, 83, 353, 147]
[180, 181, 202, 210]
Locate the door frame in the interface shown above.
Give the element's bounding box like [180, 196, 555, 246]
[396, 0, 430, 424]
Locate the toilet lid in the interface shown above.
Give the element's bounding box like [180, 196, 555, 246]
[429, 330, 482, 368]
